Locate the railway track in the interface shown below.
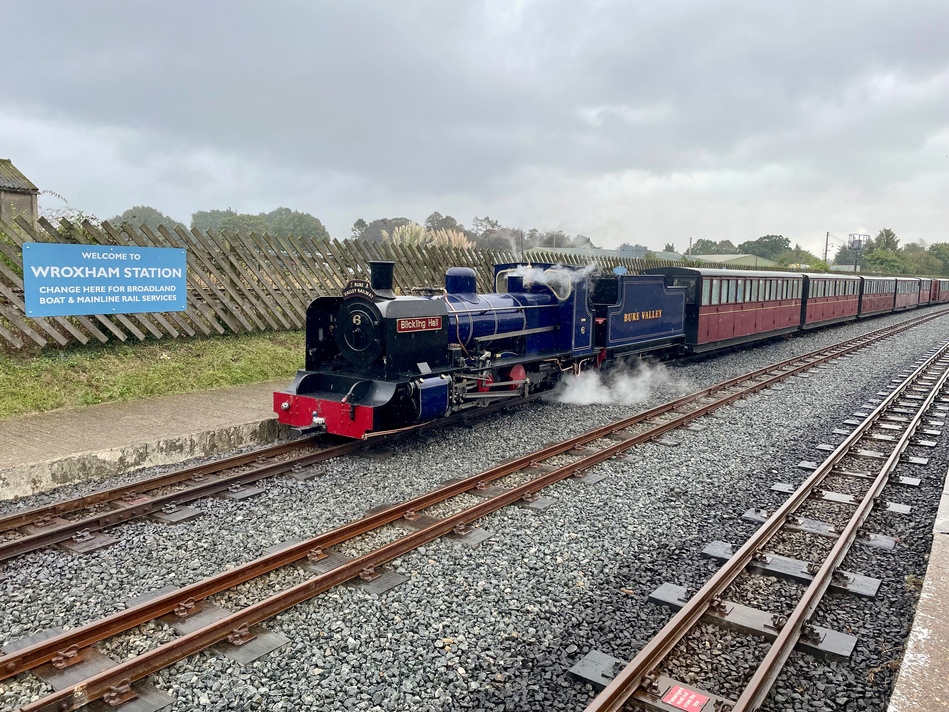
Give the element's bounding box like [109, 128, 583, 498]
[583, 341, 949, 712]
[0, 392, 547, 564]
[4, 310, 945, 710]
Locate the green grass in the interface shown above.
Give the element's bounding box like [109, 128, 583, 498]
[0, 331, 306, 419]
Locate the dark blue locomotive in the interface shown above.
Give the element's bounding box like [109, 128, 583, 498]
[274, 261, 687, 438]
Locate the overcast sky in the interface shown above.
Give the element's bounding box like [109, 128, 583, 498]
[3, 0, 947, 256]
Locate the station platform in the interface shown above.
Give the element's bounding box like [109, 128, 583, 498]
[0, 380, 293, 501]
[889, 464, 949, 711]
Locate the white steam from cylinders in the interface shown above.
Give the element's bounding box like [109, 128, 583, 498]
[552, 360, 689, 406]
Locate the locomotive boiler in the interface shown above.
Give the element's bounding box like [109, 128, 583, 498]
[273, 260, 688, 438]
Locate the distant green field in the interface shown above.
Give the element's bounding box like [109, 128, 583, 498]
[0, 331, 305, 419]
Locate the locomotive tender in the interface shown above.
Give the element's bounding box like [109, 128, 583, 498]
[274, 261, 949, 439]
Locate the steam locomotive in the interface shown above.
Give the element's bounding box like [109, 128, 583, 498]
[273, 260, 686, 438]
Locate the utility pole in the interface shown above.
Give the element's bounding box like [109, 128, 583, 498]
[688, 237, 693, 256]
[823, 231, 829, 264]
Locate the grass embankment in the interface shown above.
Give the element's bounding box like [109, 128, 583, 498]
[0, 332, 306, 419]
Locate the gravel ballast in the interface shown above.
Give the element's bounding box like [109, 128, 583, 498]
[2, 307, 948, 712]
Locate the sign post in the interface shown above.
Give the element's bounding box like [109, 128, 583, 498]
[22, 243, 187, 317]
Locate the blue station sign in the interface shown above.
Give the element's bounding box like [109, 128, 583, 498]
[22, 243, 188, 317]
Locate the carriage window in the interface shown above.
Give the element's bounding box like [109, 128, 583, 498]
[727, 280, 736, 303]
[711, 279, 720, 305]
[782, 280, 789, 299]
[796, 280, 802, 298]
[737, 279, 745, 302]
[702, 280, 710, 305]
[752, 280, 759, 301]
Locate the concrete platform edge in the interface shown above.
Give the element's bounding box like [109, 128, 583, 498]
[0, 418, 291, 501]
[888, 467, 949, 711]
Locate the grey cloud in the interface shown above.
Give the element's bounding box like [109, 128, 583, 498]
[2, 0, 947, 244]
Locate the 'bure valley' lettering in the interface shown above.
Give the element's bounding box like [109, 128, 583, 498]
[623, 309, 663, 322]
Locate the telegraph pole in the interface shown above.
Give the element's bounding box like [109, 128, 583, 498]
[823, 231, 829, 263]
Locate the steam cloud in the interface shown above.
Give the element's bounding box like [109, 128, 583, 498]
[553, 360, 686, 406]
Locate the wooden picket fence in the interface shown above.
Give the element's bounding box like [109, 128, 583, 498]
[0, 215, 694, 351]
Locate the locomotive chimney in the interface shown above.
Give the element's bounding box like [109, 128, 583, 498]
[369, 261, 396, 299]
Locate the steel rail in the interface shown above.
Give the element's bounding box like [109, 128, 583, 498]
[584, 341, 949, 712]
[0, 440, 365, 561]
[733, 345, 949, 711]
[0, 438, 317, 533]
[0, 393, 548, 562]
[0, 312, 938, 681]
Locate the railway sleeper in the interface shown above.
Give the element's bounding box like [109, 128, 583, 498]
[568, 649, 738, 712]
[770, 482, 912, 514]
[701, 540, 881, 597]
[741, 508, 897, 549]
[647, 582, 858, 660]
[1, 631, 172, 712]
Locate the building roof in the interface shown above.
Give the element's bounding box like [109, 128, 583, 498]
[690, 253, 778, 267]
[0, 159, 38, 193]
[646, 267, 803, 279]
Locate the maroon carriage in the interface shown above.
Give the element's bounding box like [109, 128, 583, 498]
[801, 274, 860, 329]
[894, 277, 921, 311]
[858, 277, 897, 317]
[645, 268, 804, 351]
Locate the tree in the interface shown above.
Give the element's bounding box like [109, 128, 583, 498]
[476, 231, 516, 251]
[264, 207, 329, 240]
[192, 209, 237, 233]
[875, 228, 899, 252]
[691, 239, 723, 254]
[351, 218, 368, 240]
[218, 213, 271, 235]
[356, 217, 414, 243]
[471, 216, 502, 237]
[108, 205, 184, 232]
[901, 250, 943, 276]
[663, 242, 675, 253]
[737, 235, 790, 261]
[425, 212, 464, 233]
[776, 244, 822, 267]
[537, 230, 571, 249]
[928, 244, 949, 275]
[865, 249, 905, 274]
